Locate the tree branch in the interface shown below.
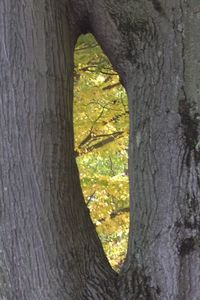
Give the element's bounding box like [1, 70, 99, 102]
[102, 82, 121, 90]
[97, 207, 130, 223]
[76, 131, 124, 156]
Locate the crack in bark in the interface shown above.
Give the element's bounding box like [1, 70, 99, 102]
[147, 0, 165, 15]
[178, 97, 200, 166]
[178, 237, 195, 257]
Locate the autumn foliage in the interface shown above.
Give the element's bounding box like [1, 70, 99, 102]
[74, 34, 129, 269]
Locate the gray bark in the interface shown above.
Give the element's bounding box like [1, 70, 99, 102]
[0, 0, 200, 299]
[0, 1, 118, 299]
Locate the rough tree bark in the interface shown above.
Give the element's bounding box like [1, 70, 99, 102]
[0, 0, 199, 299]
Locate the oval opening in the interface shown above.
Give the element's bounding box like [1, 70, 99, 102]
[74, 33, 129, 270]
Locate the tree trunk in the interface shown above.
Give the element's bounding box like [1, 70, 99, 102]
[89, 1, 200, 299]
[0, 0, 200, 299]
[120, 3, 200, 299]
[0, 1, 118, 299]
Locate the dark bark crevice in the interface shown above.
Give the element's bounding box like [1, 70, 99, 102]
[178, 97, 200, 166]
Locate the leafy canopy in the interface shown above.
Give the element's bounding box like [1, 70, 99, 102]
[74, 34, 129, 270]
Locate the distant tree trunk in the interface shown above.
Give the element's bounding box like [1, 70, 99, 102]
[0, 0, 200, 299]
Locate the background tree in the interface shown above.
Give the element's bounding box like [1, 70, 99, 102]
[0, 1, 200, 299]
[74, 33, 129, 269]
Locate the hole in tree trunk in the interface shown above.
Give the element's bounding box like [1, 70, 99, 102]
[73, 33, 129, 270]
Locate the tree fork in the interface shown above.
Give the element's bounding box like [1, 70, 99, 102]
[0, 0, 200, 299]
